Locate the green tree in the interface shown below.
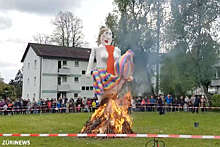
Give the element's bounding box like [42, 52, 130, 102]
[161, 0, 220, 99]
[0, 81, 16, 99]
[9, 69, 23, 98]
[160, 50, 195, 96]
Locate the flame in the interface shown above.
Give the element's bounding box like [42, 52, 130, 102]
[81, 91, 133, 134]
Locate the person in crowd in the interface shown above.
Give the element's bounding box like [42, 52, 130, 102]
[172, 97, 177, 112]
[131, 98, 136, 112]
[190, 95, 196, 105]
[190, 95, 195, 112]
[87, 98, 92, 112]
[66, 99, 70, 113]
[7, 100, 13, 115]
[95, 99, 99, 108]
[158, 95, 165, 115]
[184, 96, 190, 112]
[178, 96, 182, 111]
[200, 95, 207, 112]
[149, 96, 156, 112]
[3, 103, 8, 115]
[27, 99, 31, 114]
[141, 98, 146, 112]
[92, 100, 96, 112]
[192, 95, 200, 113]
[47, 100, 52, 113]
[165, 94, 173, 112]
[146, 96, 151, 111]
[83, 97, 87, 107]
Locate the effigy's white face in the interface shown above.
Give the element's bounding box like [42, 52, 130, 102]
[100, 29, 112, 46]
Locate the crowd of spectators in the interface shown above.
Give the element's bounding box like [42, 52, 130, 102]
[0, 94, 209, 116]
[0, 97, 99, 115]
[131, 94, 209, 114]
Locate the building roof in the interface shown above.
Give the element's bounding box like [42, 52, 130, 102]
[21, 43, 91, 62]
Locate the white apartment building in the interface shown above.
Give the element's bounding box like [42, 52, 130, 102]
[21, 43, 94, 101]
[210, 62, 220, 94]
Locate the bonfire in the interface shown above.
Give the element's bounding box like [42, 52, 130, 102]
[81, 90, 134, 134]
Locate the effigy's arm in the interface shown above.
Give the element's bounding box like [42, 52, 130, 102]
[115, 47, 121, 58]
[86, 48, 96, 77]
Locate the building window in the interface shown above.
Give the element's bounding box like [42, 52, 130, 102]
[34, 77, 36, 86]
[86, 86, 89, 90]
[62, 76, 67, 83]
[90, 86, 93, 90]
[63, 60, 67, 66]
[74, 93, 78, 98]
[82, 70, 86, 75]
[82, 86, 85, 90]
[58, 76, 61, 85]
[216, 67, 220, 79]
[58, 61, 62, 69]
[34, 60, 37, 69]
[33, 93, 36, 99]
[74, 77, 79, 82]
[75, 60, 79, 67]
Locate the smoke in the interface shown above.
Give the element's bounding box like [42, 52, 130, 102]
[114, 15, 159, 96]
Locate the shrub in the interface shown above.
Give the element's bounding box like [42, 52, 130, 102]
[211, 94, 220, 107]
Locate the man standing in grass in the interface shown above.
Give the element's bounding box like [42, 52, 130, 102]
[158, 95, 165, 115]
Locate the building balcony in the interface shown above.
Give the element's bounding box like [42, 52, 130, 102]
[58, 68, 71, 75]
[58, 84, 70, 91]
[211, 79, 220, 87]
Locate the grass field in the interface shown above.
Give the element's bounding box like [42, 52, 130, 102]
[0, 112, 220, 147]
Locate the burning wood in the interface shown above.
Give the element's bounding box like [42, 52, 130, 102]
[81, 91, 134, 134]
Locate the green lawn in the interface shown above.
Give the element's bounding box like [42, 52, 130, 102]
[0, 112, 220, 147]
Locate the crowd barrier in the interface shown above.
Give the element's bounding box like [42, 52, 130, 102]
[0, 105, 220, 112]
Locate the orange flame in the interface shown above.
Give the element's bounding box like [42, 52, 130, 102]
[81, 91, 133, 134]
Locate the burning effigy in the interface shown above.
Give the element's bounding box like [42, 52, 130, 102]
[81, 26, 134, 134]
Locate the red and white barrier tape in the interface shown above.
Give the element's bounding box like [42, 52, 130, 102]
[0, 134, 220, 139]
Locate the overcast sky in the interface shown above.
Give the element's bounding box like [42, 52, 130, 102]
[0, 0, 114, 83]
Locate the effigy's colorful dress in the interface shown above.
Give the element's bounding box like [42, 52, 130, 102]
[92, 45, 134, 96]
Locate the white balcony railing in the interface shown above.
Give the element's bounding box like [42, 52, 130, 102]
[58, 84, 70, 91]
[58, 68, 71, 75]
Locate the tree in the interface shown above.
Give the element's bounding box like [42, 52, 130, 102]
[161, 0, 220, 99]
[9, 69, 23, 98]
[0, 80, 16, 99]
[0, 73, 3, 82]
[33, 33, 51, 44]
[51, 11, 85, 47]
[150, 0, 169, 95]
[160, 50, 195, 96]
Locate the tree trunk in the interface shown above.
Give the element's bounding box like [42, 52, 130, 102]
[201, 84, 211, 105]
